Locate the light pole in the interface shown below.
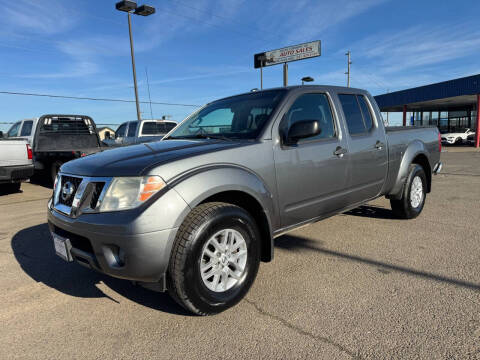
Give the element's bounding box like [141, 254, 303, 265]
[301, 76, 314, 85]
[115, 1, 155, 121]
[345, 51, 352, 87]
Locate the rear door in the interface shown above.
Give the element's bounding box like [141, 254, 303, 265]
[273, 91, 350, 227]
[337, 93, 388, 203]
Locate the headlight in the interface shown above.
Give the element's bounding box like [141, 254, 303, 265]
[99, 176, 166, 212]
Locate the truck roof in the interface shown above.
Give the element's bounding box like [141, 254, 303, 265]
[209, 85, 370, 105]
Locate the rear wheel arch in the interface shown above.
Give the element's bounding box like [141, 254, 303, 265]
[411, 153, 431, 193]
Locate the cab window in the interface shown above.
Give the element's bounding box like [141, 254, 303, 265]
[141, 122, 157, 135]
[283, 93, 336, 142]
[127, 122, 138, 137]
[339, 94, 375, 135]
[116, 123, 127, 138]
[20, 120, 33, 136]
[7, 122, 21, 137]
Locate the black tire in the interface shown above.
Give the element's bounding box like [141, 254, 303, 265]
[168, 202, 261, 315]
[1, 182, 21, 194]
[50, 161, 63, 184]
[390, 164, 427, 219]
[455, 137, 462, 145]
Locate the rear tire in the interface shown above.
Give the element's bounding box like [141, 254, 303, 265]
[168, 202, 261, 315]
[50, 161, 63, 185]
[390, 164, 427, 219]
[1, 182, 21, 194]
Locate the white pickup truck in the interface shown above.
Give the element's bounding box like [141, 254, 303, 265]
[102, 119, 177, 147]
[0, 137, 34, 192]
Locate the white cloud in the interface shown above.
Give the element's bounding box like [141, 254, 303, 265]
[353, 23, 480, 74]
[255, 0, 388, 45]
[1, 0, 76, 35]
[19, 61, 99, 79]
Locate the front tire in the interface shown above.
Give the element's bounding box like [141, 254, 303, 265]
[390, 164, 427, 219]
[168, 202, 261, 315]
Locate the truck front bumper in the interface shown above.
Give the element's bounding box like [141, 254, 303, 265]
[0, 164, 34, 183]
[47, 202, 182, 287]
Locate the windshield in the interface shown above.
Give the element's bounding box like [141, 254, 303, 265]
[167, 90, 286, 140]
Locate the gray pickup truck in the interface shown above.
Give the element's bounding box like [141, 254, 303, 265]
[47, 86, 442, 315]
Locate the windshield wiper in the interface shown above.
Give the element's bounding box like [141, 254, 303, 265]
[167, 134, 233, 141]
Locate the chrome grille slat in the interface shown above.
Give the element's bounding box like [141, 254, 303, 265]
[53, 173, 112, 217]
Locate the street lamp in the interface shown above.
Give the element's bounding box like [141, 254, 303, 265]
[115, 1, 156, 121]
[301, 76, 314, 85]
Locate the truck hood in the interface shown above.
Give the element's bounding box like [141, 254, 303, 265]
[60, 140, 247, 177]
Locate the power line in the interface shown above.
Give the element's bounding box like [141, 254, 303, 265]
[0, 91, 201, 107]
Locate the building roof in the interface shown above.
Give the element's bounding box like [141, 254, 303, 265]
[374, 74, 480, 112]
[97, 126, 114, 132]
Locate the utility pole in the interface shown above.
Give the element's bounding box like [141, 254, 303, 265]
[145, 67, 154, 120]
[283, 63, 288, 87]
[345, 51, 352, 87]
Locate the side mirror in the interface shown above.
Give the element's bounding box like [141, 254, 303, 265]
[286, 120, 321, 145]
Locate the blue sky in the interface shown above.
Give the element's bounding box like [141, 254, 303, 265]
[1, 0, 480, 131]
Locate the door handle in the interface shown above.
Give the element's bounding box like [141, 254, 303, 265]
[375, 141, 385, 150]
[333, 146, 347, 158]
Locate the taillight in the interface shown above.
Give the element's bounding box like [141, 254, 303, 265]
[26, 144, 33, 160]
[438, 132, 442, 152]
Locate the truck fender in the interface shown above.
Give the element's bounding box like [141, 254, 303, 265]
[168, 164, 277, 261]
[387, 140, 431, 200]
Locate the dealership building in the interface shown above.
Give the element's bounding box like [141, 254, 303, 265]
[374, 74, 480, 147]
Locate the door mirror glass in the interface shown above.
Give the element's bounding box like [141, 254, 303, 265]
[287, 120, 321, 144]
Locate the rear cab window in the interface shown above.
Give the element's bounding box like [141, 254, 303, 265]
[141, 122, 157, 135]
[338, 94, 375, 135]
[20, 120, 33, 136]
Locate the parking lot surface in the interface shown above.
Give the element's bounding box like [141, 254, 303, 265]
[0, 151, 479, 359]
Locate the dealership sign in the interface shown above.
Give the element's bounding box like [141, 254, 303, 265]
[254, 40, 321, 68]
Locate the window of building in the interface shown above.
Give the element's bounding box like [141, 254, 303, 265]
[283, 93, 336, 142]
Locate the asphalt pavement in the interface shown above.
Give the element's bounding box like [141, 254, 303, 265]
[0, 150, 479, 359]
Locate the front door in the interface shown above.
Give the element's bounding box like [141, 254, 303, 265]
[273, 92, 350, 228]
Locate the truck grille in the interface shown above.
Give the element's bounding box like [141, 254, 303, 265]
[58, 175, 83, 207]
[53, 174, 111, 217]
[90, 182, 105, 209]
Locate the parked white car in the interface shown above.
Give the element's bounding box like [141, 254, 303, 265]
[441, 128, 475, 144]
